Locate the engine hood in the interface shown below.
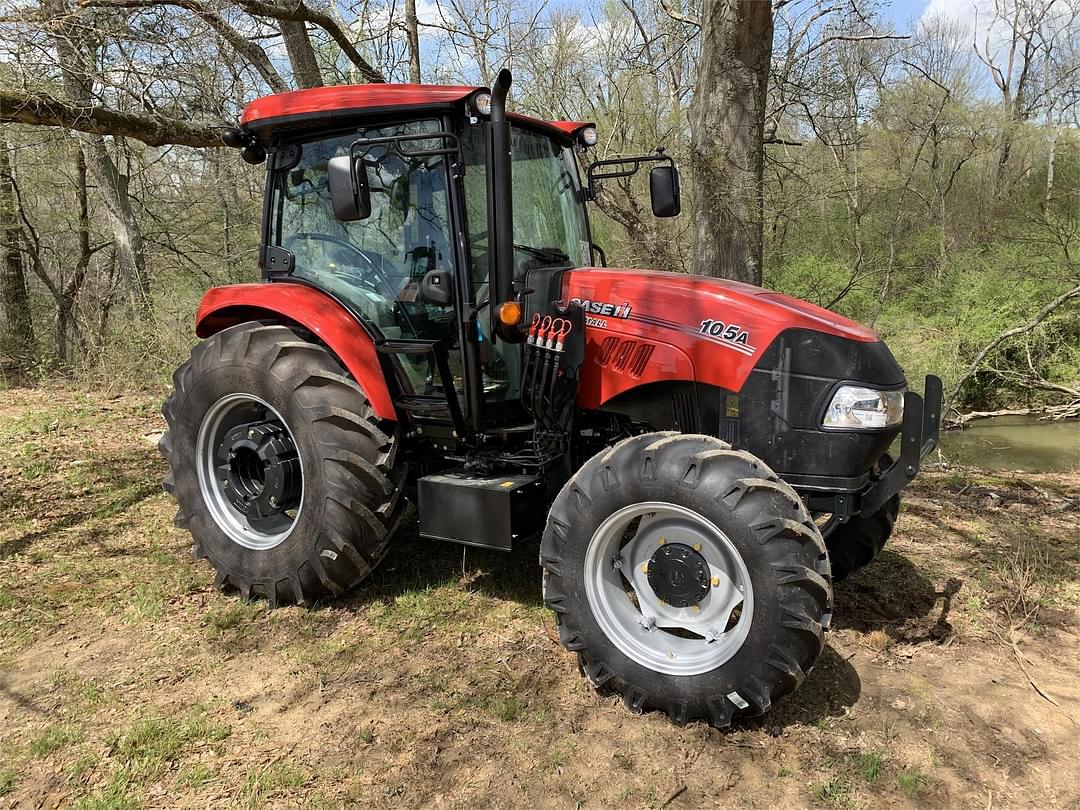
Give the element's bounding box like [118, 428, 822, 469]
[560, 267, 888, 408]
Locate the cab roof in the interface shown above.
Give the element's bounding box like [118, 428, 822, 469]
[240, 83, 592, 142]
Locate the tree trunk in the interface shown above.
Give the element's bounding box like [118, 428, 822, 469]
[81, 135, 150, 310]
[1043, 126, 1057, 212]
[0, 144, 35, 372]
[58, 147, 91, 362]
[405, 0, 421, 83]
[280, 20, 324, 88]
[43, 0, 151, 311]
[688, 0, 772, 285]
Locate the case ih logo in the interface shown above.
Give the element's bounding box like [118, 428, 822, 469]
[570, 298, 633, 319]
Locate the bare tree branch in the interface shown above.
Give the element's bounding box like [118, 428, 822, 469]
[77, 0, 290, 93]
[949, 283, 1080, 406]
[0, 88, 226, 147]
[232, 0, 386, 83]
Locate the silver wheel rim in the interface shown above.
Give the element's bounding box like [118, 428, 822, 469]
[584, 501, 754, 676]
[195, 393, 303, 550]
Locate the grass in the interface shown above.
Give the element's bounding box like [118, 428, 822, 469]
[852, 750, 883, 784]
[106, 711, 230, 780]
[1, 386, 1078, 808]
[203, 601, 266, 644]
[897, 767, 931, 799]
[178, 763, 216, 789]
[241, 761, 308, 808]
[812, 776, 856, 808]
[28, 723, 82, 757]
[72, 771, 140, 810]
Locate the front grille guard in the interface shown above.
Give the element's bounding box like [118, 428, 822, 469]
[860, 375, 943, 516]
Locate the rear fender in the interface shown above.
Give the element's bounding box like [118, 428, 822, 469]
[195, 283, 396, 421]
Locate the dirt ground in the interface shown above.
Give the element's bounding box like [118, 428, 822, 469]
[1, 386, 1078, 809]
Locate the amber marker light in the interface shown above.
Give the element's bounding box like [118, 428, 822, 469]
[496, 301, 523, 327]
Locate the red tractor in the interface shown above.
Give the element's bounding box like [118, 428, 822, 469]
[161, 71, 941, 727]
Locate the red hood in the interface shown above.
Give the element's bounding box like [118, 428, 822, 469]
[565, 268, 877, 342]
[561, 267, 880, 407]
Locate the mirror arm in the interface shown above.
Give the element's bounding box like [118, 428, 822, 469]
[585, 148, 673, 200]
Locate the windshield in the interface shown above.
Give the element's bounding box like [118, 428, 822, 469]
[461, 124, 590, 302]
[270, 119, 456, 344]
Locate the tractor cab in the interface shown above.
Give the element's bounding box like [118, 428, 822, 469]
[222, 74, 679, 452]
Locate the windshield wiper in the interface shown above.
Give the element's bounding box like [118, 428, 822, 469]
[514, 244, 570, 265]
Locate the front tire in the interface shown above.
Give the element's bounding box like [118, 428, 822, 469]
[541, 433, 832, 727]
[160, 322, 404, 606]
[822, 495, 900, 582]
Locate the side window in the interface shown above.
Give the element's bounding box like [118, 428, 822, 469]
[272, 122, 463, 396]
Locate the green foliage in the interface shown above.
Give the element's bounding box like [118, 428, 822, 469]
[0, 768, 14, 796]
[852, 750, 883, 784]
[897, 767, 931, 799]
[768, 224, 1079, 410]
[28, 723, 81, 758]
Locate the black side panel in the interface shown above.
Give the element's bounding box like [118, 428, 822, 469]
[522, 266, 568, 320]
[734, 329, 906, 484]
[751, 328, 905, 385]
[593, 329, 908, 488]
[594, 380, 717, 434]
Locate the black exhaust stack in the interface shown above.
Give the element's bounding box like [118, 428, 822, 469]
[487, 68, 514, 338]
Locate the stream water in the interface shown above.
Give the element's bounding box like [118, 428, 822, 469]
[937, 414, 1079, 472]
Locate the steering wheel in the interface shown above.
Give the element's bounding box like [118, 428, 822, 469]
[284, 232, 395, 298]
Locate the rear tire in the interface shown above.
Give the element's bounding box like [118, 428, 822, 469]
[160, 322, 404, 606]
[822, 495, 900, 582]
[540, 432, 832, 728]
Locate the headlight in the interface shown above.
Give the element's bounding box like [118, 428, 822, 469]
[823, 386, 904, 430]
[472, 92, 492, 116]
[580, 125, 598, 146]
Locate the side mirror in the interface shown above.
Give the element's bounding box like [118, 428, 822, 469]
[649, 165, 681, 218]
[327, 155, 371, 221]
[420, 269, 454, 307]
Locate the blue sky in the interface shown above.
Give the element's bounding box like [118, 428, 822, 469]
[882, 0, 932, 27]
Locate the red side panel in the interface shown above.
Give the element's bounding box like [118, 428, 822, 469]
[195, 283, 396, 421]
[563, 268, 880, 409]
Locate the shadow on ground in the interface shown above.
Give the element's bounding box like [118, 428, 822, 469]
[832, 549, 962, 644]
[341, 516, 546, 610]
[0, 448, 161, 560]
[330, 518, 863, 731]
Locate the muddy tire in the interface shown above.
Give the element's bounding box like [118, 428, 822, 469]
[540, 432, 832, 728]
[159, 322, 404, 606]
[822, 494, 900, 582]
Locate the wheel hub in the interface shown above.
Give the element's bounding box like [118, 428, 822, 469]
[647, 543, 711, 608]
[216, 420, 300, 532]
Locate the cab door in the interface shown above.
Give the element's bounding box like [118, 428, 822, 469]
[269, 118, 473, 418]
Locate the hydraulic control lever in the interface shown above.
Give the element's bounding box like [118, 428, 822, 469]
[540, 319, 572, 418]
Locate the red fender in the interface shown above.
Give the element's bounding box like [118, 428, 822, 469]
[195, 283, 397, 421]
